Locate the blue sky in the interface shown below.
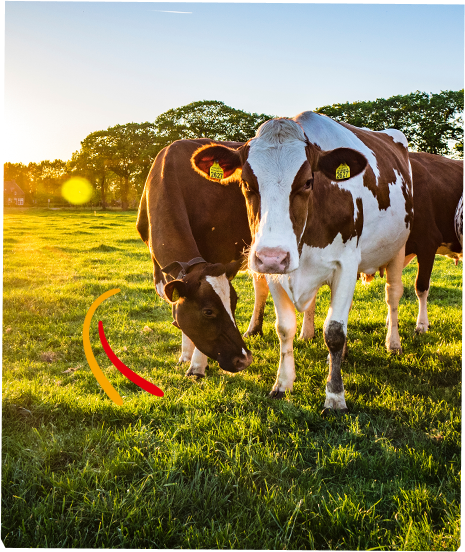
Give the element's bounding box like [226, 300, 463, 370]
[4, 2, 464, 163]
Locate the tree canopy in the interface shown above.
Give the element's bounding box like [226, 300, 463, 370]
[315, 90, 464, 157]
[152, 100, 273, 147]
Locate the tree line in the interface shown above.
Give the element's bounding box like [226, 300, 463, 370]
[4, 91, 463, 209]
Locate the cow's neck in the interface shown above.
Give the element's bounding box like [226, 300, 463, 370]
[299, 175, 362, 252]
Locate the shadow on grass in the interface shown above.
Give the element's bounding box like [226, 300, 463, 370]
[88, 244, 122, 252]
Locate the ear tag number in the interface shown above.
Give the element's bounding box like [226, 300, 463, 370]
[210, 161, 224, 180]
[336, 163, 350, 180]
[171, 288, 180, 302]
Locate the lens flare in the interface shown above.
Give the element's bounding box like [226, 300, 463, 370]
[62, 177, 93, 205]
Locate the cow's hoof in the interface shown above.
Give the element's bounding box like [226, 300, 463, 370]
[386, 344, 402, 355]
[268, 390, 285, 399]
[321, 407, 349, 417]
[243, 328, 263, 338]
[185, 368, 206, 378]
[298, 333, 314, 341]
[415, 324, 429, 334]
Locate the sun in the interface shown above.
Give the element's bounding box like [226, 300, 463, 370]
[62, 177, 93, 205]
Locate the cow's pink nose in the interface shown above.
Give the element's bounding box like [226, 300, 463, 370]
[255, 248, 290, 273]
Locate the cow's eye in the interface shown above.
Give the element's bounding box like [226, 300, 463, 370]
[303, 178, 314, 190]
[202, 308, 216, 318]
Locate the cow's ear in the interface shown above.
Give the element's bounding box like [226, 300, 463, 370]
[224, 259, 243, 281]
[191, 144, 244, 182]
[315, 147, 367, 182]
[164, 280, 187, 303]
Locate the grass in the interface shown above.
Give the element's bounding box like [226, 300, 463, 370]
[2, 208, 461, 549]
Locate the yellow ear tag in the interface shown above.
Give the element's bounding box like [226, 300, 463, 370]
[335, 163, 350, 180]
[209, 161, 224, 180]
[171, 288, 180, 302]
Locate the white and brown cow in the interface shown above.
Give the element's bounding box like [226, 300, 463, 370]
[192, 112, 413, 411]
[137, 138, 259, 377]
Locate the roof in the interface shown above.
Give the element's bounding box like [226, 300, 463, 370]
[4, 180, 25, 196]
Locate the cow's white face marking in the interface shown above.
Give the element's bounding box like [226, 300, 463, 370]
[248, 119, 308, 271]
[156, 280, 165, 299]
[205, 274, 236, 326]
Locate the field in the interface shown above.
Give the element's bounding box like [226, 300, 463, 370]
[2, 208, 461, 549]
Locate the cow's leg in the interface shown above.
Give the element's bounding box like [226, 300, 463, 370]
[299, 295, 316, 340]
[244, 273, 269, 337]
[323, 270, 357, 413]
[185, 347, 208, 377]
[267, 280, 297, 398]
[386, 253, 418, 328]
[385, 245, 406, 353]
[414, 249, 436, 333]
[178, 332, 195, 363]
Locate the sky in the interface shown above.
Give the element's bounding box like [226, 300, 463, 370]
[4, 1, 464, 164]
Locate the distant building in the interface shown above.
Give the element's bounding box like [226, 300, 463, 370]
[4, 180, 26, 206]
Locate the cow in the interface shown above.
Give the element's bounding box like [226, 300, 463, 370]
[136, 138, 271, 377]
[191, 112, 413, 412]
[403, 153, 463, 332]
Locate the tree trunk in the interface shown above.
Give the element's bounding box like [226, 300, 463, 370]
[100, 173, 107, 210]
[121, 175, 129, 210]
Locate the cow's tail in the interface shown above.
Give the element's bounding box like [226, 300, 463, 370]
[136, 184, 149, 245]
[454, 195, 463, 249]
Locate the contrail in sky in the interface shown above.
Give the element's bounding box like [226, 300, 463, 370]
[152, 10, 192, 14]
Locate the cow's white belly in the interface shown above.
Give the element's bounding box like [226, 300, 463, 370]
[356, 180, 410, 274]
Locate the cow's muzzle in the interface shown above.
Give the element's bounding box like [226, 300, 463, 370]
[218, 350, 253, 373]
[254, 247, 290, 274]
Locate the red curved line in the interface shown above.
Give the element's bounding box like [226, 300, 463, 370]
[98, 321, 164, 397]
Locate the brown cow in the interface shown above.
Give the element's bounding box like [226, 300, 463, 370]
[401, 152, 462, 332]
[136, 138, 265, 377]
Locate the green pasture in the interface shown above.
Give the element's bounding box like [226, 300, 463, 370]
[2, 208, 461, 549]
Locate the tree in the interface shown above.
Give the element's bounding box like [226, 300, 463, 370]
[68, 130, 114, 209]
[315, 90, 463, 158]
[153, 100, 274, 149]
[35, 160, 68, 198]
[70, 123, 158, 210]
[103, 123, 159, 210]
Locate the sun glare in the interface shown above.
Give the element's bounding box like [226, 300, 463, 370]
[62, 177, 93, 204]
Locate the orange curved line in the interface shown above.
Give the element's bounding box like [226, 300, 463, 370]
[83, 289, 123, 405]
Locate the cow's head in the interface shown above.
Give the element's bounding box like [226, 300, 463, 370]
[191, 118, 367, 274]
[164, 261, 253, 372]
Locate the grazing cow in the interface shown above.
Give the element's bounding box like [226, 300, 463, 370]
[192, 112, 413, 411]
[137, 138, 259, 376]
